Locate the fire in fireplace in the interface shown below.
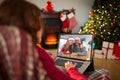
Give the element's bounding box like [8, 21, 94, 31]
[45, 34, 57, 45]
[41, 25, 61, 49]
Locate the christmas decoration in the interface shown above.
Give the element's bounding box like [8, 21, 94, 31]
[93, 41, 114, 59]
[45, 0, 54, 12]
[93, 50, 105, 59]
[113, 41, 120, 59]
[60, 9, 77, 33]
[60, 13, 70, 32]
[102, 41, 114, 59]
[67, 12, 78, 29]
[80, 0, 120, 49]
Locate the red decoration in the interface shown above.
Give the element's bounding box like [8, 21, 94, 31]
[62, 19, 70, 31]
[105, 25, 108, 29]
[113, 41, 120, 59]
[89, 29, 94, 33]
[60, 13, 69, 32]
[93, 34, 96, 37]
[90, 9, 94, 16]
[111, 22, 115, 26]
[67, 13, 78, 29]
[45, 0, 54, 12]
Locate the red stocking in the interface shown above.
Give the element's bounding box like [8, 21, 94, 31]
[67, 12, 78, 29]
[60, 13, 69, 32]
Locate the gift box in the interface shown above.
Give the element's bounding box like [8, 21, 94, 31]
[102, 41, 114, 59]
[93, 50, 105, 59]
[112, 41, 120, 60]
[107, 50, 114, 59]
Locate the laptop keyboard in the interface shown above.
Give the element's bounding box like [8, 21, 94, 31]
[55, 58, 83, 68]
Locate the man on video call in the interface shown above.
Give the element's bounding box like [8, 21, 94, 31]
[71, 37, 87, 57]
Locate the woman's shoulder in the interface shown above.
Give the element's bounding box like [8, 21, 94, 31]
[36, 45, 54, 62]
[36, 45, 49, 56]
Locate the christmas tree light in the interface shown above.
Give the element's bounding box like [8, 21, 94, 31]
[81, 0, 120, 49]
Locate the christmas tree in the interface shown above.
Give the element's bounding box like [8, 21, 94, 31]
[80, 0, 120, 49]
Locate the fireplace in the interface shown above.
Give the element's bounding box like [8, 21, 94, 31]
[41, 12, 62, 49]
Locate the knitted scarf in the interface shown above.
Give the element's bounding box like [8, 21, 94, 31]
[0, 25, 50, 80]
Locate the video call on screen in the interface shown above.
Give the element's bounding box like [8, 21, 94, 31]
[58, 34, 93, 60]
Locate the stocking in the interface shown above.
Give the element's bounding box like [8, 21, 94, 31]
[67, 12, 78, 29]
[60, 13, 69, 32]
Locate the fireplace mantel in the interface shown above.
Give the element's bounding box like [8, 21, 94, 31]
[41, 12, 60, 19]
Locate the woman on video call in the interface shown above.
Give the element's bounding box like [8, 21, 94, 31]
[0, 0, 86, 80]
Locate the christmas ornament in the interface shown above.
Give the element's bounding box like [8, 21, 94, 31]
[90, 9, 94, 16]
[60, 13, 69, 32]
[45, 0, 54, 12]
[67, 12, 78, 29]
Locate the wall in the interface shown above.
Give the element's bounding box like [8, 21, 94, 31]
[0, 0, 94, 33]
[27, 0, 94, 33]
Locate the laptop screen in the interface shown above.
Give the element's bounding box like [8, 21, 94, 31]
[57, 34, 93, 60]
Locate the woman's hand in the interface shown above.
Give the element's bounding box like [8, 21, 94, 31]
[64, 61, 77, 71]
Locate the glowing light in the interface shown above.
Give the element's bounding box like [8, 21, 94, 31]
[45, 34, 57, 45]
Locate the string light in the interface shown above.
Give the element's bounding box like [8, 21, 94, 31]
[80, 0, 119, 49]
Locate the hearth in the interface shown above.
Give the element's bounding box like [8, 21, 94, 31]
[41, 12, 62, 49]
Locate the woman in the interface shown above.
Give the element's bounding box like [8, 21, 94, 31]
[0, 0, 86, 80]
[60, 37, 74, 54]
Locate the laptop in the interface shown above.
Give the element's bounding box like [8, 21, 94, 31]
[55, 34, 93, 73]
